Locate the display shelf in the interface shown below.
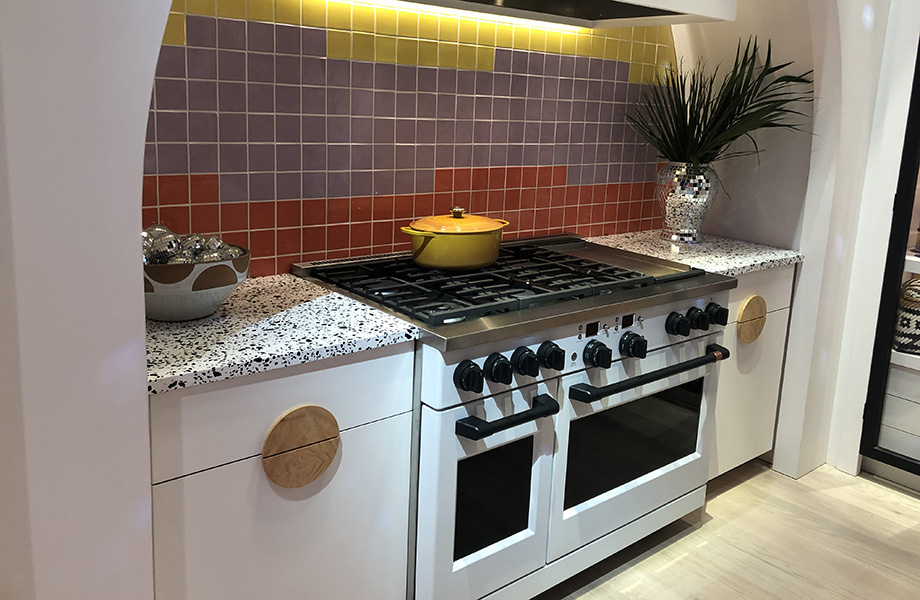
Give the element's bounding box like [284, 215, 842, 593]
[890, 348, 920, 371]
[904, 253, 920, 274]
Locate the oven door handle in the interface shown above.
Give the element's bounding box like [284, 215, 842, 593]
[569, 343, 731, 404]
[455, 394, 560, 441]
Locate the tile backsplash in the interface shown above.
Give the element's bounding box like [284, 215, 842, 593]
[144, 1, 673, 276]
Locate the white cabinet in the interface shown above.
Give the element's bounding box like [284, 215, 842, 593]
[149, 342, 415, 600]
[709, 266, 795, 479]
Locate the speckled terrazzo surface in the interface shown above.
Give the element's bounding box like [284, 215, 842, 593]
[587, 230, 803, 276]
[146, 274, 418, 395]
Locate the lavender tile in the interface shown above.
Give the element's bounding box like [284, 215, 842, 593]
[302, 27, 326, 57]
[495, 48, 512, 73]
[186, 16, 217, 48]
[276, 114, 301, 143]
[560, 55, 575, 78]
[456, 95, 474, 120]
[455, 120, 473, 144]
[474, 96, 491, 120]
[553, 144, 568, 164]
[188, 112, 217, 142]
[571, 100, 587, 122]
[218, 19, 246, 50]
[156, 46, 186, 78]
[374, 91, 396, 117]
[511, 51, 528, 74]
[608, 164, 622, 183]
[436, 120, 454, 144]
[417, 120, 435, 144]
[472, 145, 490, 167]
[556, 99, 572, 121]
[416, 146, 435, 169]
[328, 144, 350, 170]
[507, 145, 523, 166]
[416, 93, 436, 119]
[611, 124, 627, 143]
[352, 171, 373, 196]
[615, 61, 630, 82]
[493, 73, 511, 97]
[541, 100, 557, 121]
[545, 54, 561, 78]
[189, 143, 218, 173]
[187, 48, 217, 79]
[155, 78, 187, 110]
[510, 74, 527, 97]
[302, 172, 326, 199]
[302, 57, 326, 86]
[248, 114, 275, 142]
[395, 145, 415, 170]
[374, 171, 394, 196]
[277, 144, 301, 171]
[301, 86, 325, 115]
[508, 121, 524, 144]
[524, 122, 540, 143]
[569, 144, 584, 163]
[327, 172, 350, 198]
[396, 119, 416, 143]
[144, 144, 157, 173]
[302, 143, 327, 170]
[247, 83, 274, 113]
[374, 144, 395, 169]
[585, 101, 600, 123]
[587, 80, 602, 101]
[156, 112, 187, 142]
[509, 98, 526, 120]
[374, 118, 395, 144]
[438, 69, 457, 93]
[559, 78, 574, 100]
[528, 53, 545, 76]
[527, 76, 543, 99]
[250, 173, 275, 201]
[396, 65, 417, 91]
[395, 170, 415, 195]
[437, 94, 456, 119]
[457, 70, 475, 95]
[555, 122, 571, 144]
[583, 144, 597, 163]
[601, 81, 615, 102]
[613, 82, 628, 103]
[474, 120, 490, 143]
[327, 116, 350, 143]
[249, 144, 275, 171]
[351, 117, 373, 143]
[218, 50, 246, 81]
[350, 144, 372, 170]
[475, 71, 493, 95]
[573, 78, 587, 100]
[492, 121, 509, 144]
[417, 67, 437, 92]
[525, 99, 541, 121]
[416, 169, 434, 193]
[276, 24, 301, 55]
[351, 89, 374, 116]
[543, 78, 559, 100]
[247, 21, 274, 52]
[375, 63, 397, 90]
[436, 145, 454, 168]
[352, 62, 375, 88]
[247, 53, 273, 83]
[589, 58, 605, 80]
[276, 85, 301, 114]
[574, 56, 590, 79]
[277, 172, 301, 200]
[327, 59, 350, 87]
[597, 122, 613, 143]
[327, 88, 350, 115]
[188, 80, 217, 111]
[491, 145, 507, 166]
[220, 174, 249, 202]
[627, 83, 641, 104]
[219, 144, 247, 172]
[276, 55, 301, 85]
[219, 113, 246, 142]
[396, 92, 417, 117]
[522, 144, 539, 165]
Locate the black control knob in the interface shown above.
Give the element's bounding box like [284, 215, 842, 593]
[619, 331, 648, 359]
[537, 341, 566, 371]
[511, 346, 539, 377]
[665, 311, 691, 336]
[705, 302, 730, 326]
[453, 360, 484, 393]
[686, 307, 710, 331]
[584, 340, 613, 369]
[483, 352, 513, 385]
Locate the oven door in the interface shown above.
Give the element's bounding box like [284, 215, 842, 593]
[547, 335, 724, 562]
[416, 381, 559, 600]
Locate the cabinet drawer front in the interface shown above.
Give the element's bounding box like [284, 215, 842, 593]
[727, 265, 795, 323]
[881, 394, 920, 438]
[887, 363, 920, 405]
[153, 412, 411, 600]
[150, 342, 413, 484]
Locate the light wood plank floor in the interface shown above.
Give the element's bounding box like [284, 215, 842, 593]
[535, 461, 920, 600]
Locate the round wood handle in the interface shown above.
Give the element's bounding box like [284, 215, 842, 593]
[737, 295, 767, 344]
[261, 405, 340, 489]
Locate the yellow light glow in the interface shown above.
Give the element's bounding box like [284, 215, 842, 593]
[357, 0, 583, 33]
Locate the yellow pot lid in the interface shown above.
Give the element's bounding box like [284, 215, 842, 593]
[409, 207, 508, 233]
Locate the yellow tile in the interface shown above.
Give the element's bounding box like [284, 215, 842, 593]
[418, 40, 439, 66]
[217, 0, 245, 19]
[377, 8, 398, 36]
[495, 23, 513, 48]
[590, 35, 605, 58]
[644, 42, 658, 64]
[376, 35, 397, 62]
[247, 0, 273, 23]
[530, 28, 546, 52]
[438, 42, 459, 67]
[479, 21, 496, 46]
[397, 38, 418, 64]
[275, 0, 300, 25]
[575, 32, 592, 56]
[187, 0, 216, 15]
[353, 4, 375, 33]
[397, 10, 419, 38]
[642, 63, 656, 82]
[659, 26, 674, 46]
[617, 39, 631, 61]
[604, 37, 618, 60]
[418, 13, 439, 40]
[644, 26, 658, 44]
[512, 25, 530, 50]
[477, 46, 494, 71]
[545, 29, 562, 54]
[327, 1, 351, 30]
[171, 0, 185, 12]
[628, 63, 642, 83]
[561, 31, 577, 55]
[458, 19, 478, 44]
[302, 0, 325, 27]
[353, 32, 375, 61]
[440, 16, 459, 42]
[327, 29, 352, 59]
[162, 12, 186, 45]
[458, 44, 477, 70]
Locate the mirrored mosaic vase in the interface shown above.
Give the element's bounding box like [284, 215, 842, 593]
[656, 162, 719, 244]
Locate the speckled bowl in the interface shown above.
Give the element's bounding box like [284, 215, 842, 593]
[144, 248, 250, 321]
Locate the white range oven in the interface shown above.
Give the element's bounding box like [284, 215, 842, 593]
[294, 234, 736, 600]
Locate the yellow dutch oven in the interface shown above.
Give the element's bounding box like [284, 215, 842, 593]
[401, 207, 510, 270]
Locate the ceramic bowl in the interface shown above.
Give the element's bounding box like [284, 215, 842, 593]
[143, 248, 250, 321]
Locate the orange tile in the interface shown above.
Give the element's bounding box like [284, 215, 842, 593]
[351, 196, 372, 222]
[190, 174, 219, 204]
[551, 187, 565, 207]
[394, 195, 414, 219]
[535, 209, 550, 230]
[372, 220, 394, 245]
[434, 192, 453, 215]
[506, 167, 523, 189]
[564, 186, 579, 206]
[629, 202, 642, 220]
[301, 251, 325, 262]
[435, 169, 453, 192]
[351, 222, 372, 247]
[536, 187, 551, 209]
[303, 199, 326, 226]
[220, 202, 248, 231]
[563, 206, 578, 227]
[591, 204, 604, 223]
[249, 229, 276, 257]
[414, 193, 434, 217]
[552, 166, 567, 187]
[520, 188, 536, 209]
[158, 205, 190, 234]
[471, 168, 489, 191]
[276, 255, 299, 276]
[373, 195, 395, 220]
[548, 207, 565, 228]
[250, 201, 276, 230]
[521, 167, 537, 188]
[488, 167, 506, 190]
[158, 174, 189, 205]
[191, 203, 220, 233]
[277, 200, 300, 228]
[142, 207, 159, 228]
[327, 224, 350, 250]
[487, 190, 504, 212]
[302, 226, 326, 252]
[277, 228, 301, 255]
[143, 176, 158, 207]
[577, 205, 592, 225]
[221, 231, 249, 248]
[327, 249, 350, 259]
[249, 258, 275, 278]
[453, 191, 471, 209]
[454, 168, 472, 191]
[327, 197, 350, 223]
[537, 166, 553, 188]
[505, 189, 521, 210]
[469, 190, 487, 214]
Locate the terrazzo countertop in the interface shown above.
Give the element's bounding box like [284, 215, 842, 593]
[587, 230, 803, 276]
[146, 274, 418, 395]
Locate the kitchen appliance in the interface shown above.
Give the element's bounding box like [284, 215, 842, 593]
[400, 207, 510, 270]
[292, 234, 736, 600]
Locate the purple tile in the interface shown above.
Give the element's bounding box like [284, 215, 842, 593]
[416, 93, 436, 119]
[528, 53, 545, 76]
[438, 69, 457, 93]
[583, 144, 597, 163]
[543, 78, 559, 100]
[627, 83, 641, 104]
[417, 120, 435, 144]
[491, 145, 507, 166]
[611, 124, 627, 143]
[573, 79, 588, 100]
[328, 88, 350, 115]
[276, 55, 301, 85]
[557, 99, 573, 120]
[437, 94, 456, 119]
[277, 144, 301, 171]
[475, 71, 493, 95]
[601, 60, 617, 81]
[373, 118, 395, 144]
[416, 146, 435, 169]
[510, 98, 526, 120]
[276, 85, 300, 114]
[276, 114, 301, 143]
[248, 21, 274, 52]
[188, 112, 217, 142]
[492, 97, 510, 121]
[301, 86, 325, 115]
[508, 121, 524, 143]
[144, 144, 157, 173]
[541, 100, 557, 121]
[527, 76, 543, 99]
[456, 95, 474, 119]
[186, 16, 217, 48]
[276, 24, 301, 55]
[586, 101, 601, 123]
[587, 80, 602, 101]
[302, 172, 326, 199]
[569, 144, 584, 163]
[558, 78, 574, 100]
[396, 65, 417, 91]
[495, 48, 512, 72]
[555, 122, 571, 144]
[396, 92, 417, 117]
[220, 174, 249, 202]
[352, 171, 373, 197]
[436, 145, 454, 168]
[351, 89, 374, 116]
[567, 165, 582, 185]
[506, 145, 523, 166]
[601, 81, 615, 102]
[416, 169, 434, 193]
[188, 80, 217, 111]
[474, 120, 490, 143]
[248, 53, 274, 83]
[375, 63, 396, 90]
[250, 173, 275, 201]
[457, 70, 475, 95]
[277, 172, 301, 199]
[302, 27, 326, 57]
[474, 96, 491, 120]
[350, 144, 372, 170]
[328, 144, 350, 170]
[510, 74, 527, 97]
[218, 19, 246, 50]
[545, 54, 561, 78]
[351, 117, 373, 143]
[614, 82, 628, 103]
[493, 73, 511, 97]
[249, 144, 275, 171]
[374, 91, 395, 117]
[455, 120, 473, 144]
[522, 144, 539, 165]
[374, 171, 394, 196]
[395, 170, 415, 195]
[327, 59, 350, 87]
[571, 100, 586, 122]
[511, 51, 528, 74]
[156, 46, 186, 78]
[589, 58, 604, 80]
[187, 48, 217, 79]
[218, 113, 246, 142]
[248, 114, 275, 142]
[395, 145, 415, 170]
[327, 172, 350, 198]
[352, 62, 375, 88]
[189, 143, 218, 173]
[327, 116, 350, 143]
[155, 78, 187, 110]
[492, 121, 509, 144]
[373, 144, 394, 169]
[396, 119, 416, 143]
[247, 83, 274, 113]
[145, 112, 156, 141]
[417, 67, 437, 92]
[524, 122, 540, 143]
[302, 143, 327, 170]
[435, 120, 454, 144]
[553, 144, 568, 164]
[218, 50, 246, 81]
[559, 55, 575, 78]
[596, 143, 611, 163]
[472, 145, 490, 167]
[302, 115, 326, 143]
[615, 61, 629, 82]
[597, 122, 613, 143]
[302, 57, 326, 85]
[595, 164, 609, 182]
[219, 144, 247, 172]
[575, 56, 590, 79]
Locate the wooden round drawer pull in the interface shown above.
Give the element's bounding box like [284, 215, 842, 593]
[737, 295, 767, 344]
[262, 405, 340, 489]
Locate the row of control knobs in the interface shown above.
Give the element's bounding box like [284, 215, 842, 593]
[453, 303, 729, 392]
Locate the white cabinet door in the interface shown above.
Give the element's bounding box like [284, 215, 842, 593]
[153, 412, 411, 600]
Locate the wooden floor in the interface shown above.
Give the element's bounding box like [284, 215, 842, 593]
[535, 461, 920, 600]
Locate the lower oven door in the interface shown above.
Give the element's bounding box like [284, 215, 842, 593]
[547, 335, 723, 562]
[416, 381, 559, 600]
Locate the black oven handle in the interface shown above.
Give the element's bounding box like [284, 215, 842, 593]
[568, 343, 731, 404]
[455, 394, 560, 441]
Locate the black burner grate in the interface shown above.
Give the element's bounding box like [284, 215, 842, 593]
[309, 245, 657, 326]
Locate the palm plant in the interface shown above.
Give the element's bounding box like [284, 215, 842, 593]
[626, 38, 814, 171]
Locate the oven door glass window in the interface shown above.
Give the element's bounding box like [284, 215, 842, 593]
[564, 378, 703, 510]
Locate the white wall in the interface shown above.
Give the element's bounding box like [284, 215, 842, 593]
[0, 1, 169, 597]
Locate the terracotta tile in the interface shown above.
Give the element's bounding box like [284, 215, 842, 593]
[615, 221, 628, 234]
[394, 195, 414, 218]
[591, 204, 605, 223]
[249, 257, 275, 278]
[537, 166, 553, 188]
[373, 221, 394, 245]
[302, 226, 326, 252]
[489, 167, 506, 190]
[327, 249, 349, 259]
[143, 176, 158, 207]
[593, 184, 606, 202]
[506, 166, 523, 189]
[220, 202, 248, 231]
[520, 188, 536, 209]
[534, 209, 550, 230]
[469, 190, 487, 214]
[158, 174, 190, 205]
[351, 222, 372, 247]
[604, 203, 618, 222]
[373, 195, 394, 220]
[487, 190, 504, 212]
[564, 186, 579, 206]
[588, 224, 604, 237]
[301, 251, 325, 262]
[579, 185, 594, 204]
[276, 228, 301, 255]
[250, 201, 276, 230]
[452, 191, 471, 210]
[303, 199, 326, 226]
[249, 229, 275, 257]
[629, 202, 642, 220]
[577, 205, 592, 225]
[142, 207, 159, 228]
[536, 187, 551, 209]
[518, 209, 535, 231]
[221, 231, 249, 248]
[158, 205, 190, 234]
[641, 201, 655, 219]
[327, 224, 350, 250]
[563, 206, 578, 227]
[471, 168, 489, 191]
[190, 174, 220, 204]
[521, 166, 537, 188]
[276, 255, 299, 276]
[351, 196, 373, 222]
[277, 200, 300, 227]
[327, 197, 350, 223]
[434, 192, 453, 215]
[643, 181, 655, 199]
[454, 167, 472, 191]
[371, 244, 394, 255]
[552, 166, 567, 187]
[505, 189, 521, 210]
[548, 207, 565, 228]
[394, 241, 413, 252]
[414, 193, 434, 217]
[191, 203, 220, 233]
[435, 168, 453, 192]
[616, 203, 630, 221]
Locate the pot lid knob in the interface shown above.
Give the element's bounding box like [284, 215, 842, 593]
[450, 207, 467, 219]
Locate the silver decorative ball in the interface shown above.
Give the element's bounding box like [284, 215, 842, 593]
[180, 233, 207, 257]
[147, 233, 182, 264]
[205, 235, 225, 251]
[220, 246, 244, 259]
[167, 255, 195, 264]
[198, 251, 224, 263]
